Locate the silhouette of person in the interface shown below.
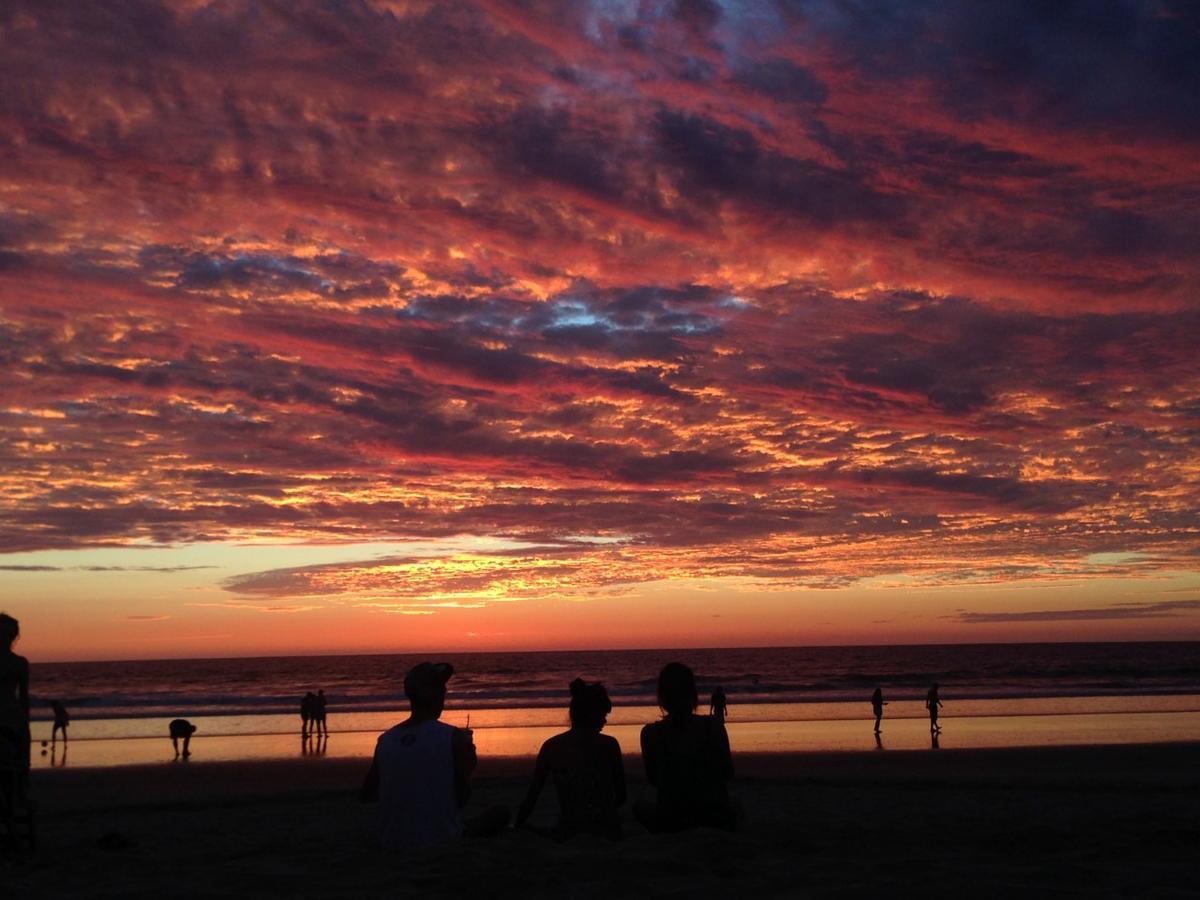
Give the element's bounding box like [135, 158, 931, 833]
[313, 689, 327, 737]
[51, 700, 70, 745]
[709, 686, 728, 723]
[300, 692, 315, 737]
[871, 688, 887, 734]
[926, 683, 943, 733]
[169, 718, 197, 757]
[515, 678, 626, 841]
[0, 613, 30, 777]
[360, 662, 508, 851]
[635, 662, 739, 833]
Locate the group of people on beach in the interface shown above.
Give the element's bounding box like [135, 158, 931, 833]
[300, 689, 328, 738]
[2, 608, 952, 854]
[361, 660, 740, 851]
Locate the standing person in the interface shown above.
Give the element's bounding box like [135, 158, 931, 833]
[51, 700, 70, 744]
[871, 688, 887, 735]
[515, 678, 626, 840]
[636, 662, 739, 833]
[926, 683, 943, 733]
[360, 662, 508, 852]
[709, 686, 728, 723]
[300, 692, 315, 737]
[313, 688, 327, 737]
[0, 613, 30, 774]
[169, 718, 197, 757]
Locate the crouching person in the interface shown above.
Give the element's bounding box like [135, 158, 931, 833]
[360, 662, 508, 852]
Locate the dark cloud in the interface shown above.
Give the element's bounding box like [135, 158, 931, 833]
[655, 110, 907, 225]
[734, 58, 828, 105]
[957, 599, 1200, 624]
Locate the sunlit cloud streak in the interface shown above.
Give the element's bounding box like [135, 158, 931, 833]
[956, 599, 1200, 624]
[1, 1, 1198, 614]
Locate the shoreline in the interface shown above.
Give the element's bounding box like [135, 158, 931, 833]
[26, 705, 1200, 770]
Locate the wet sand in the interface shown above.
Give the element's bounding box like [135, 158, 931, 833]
[28, 705, 1200, 769]
[8, 743, 1199, 898]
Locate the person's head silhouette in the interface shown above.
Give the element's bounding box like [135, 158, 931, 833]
[656, 662, 698, 717]
[0, 612, 18, 650]
[404, 662, 453, 718]
[568, 678, 612, 732]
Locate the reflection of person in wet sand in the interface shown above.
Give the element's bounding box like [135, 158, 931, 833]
[516, 678, 625, 840]
[636, 662, 740, 833]
[871, 688, 887, 734]
[169, 718, 197, 757]
[926, 683, 943, 733]
[709, 686, 728, 723]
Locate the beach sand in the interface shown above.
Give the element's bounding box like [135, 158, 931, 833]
[7, 743, 1199, 898]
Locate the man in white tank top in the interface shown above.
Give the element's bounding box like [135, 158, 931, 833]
[361, 662, 506, 851]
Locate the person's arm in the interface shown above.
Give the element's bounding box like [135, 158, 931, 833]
[609, 737, 627, 808]
[359, 752, 380, 802]
[640, 723, 658, 786]
[514, 744, 549, 827]
[451, 726, 477, 808]
[18, 657, 29, 719]
[711, 716, 734, 781]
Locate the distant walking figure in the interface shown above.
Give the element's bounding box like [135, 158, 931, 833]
[926, 683, 943, 733]
[516, 678, 626, 840]
[313, 689, 328, 736]
[51, 700, 70, 744]
[0, 613, 30, 774]
[300, 692, 315, 736]
[169, 719, 197, 757]
[636, 662, 739, 833]
[360, 662, 508, 852]
[871, 688, 887, 734]
[709, 686, 728, 723]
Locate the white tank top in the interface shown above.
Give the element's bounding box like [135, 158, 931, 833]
[375, 719, 463, 851]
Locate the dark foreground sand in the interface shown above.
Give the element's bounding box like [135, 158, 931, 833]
[6, 743, 1199, 899]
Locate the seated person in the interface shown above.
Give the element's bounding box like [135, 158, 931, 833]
[515, 678, 626, 840]
[0, 613, 30, 776]
[636, 662, 739, 832]
[360, 662, 507, 852]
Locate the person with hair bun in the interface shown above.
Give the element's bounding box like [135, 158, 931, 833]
[635, 662, 739, 832]
[515, 678, 626, 840]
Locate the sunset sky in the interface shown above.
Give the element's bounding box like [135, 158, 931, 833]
[2, 1, 1199, 661]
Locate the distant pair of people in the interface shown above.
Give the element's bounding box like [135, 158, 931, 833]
[300, 690, 327, 737]
[869, 685, 943, 735]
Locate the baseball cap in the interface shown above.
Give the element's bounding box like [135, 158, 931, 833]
[403, 661, 454, 701]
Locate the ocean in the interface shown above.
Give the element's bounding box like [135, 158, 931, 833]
[29, 641, 1200, 721]
[25, 643, 1200, 766]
